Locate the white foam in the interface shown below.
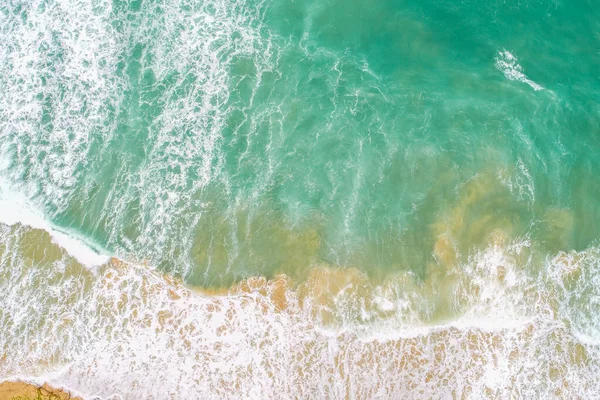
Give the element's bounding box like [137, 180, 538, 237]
[0, 233, 598, 398]
[495, 50, 544, 91]
[0, 0, 276, 277]
[0, 0, 125, 210]
[0, 180, 110, 268]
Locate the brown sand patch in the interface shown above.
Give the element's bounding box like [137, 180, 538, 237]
[0, 381, 80, 400]
[230, 274, 290, 312]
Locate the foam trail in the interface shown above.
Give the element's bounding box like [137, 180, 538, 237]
[495, 50, 544, 91]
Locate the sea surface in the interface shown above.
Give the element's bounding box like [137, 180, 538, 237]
[1, 0, 599, 398]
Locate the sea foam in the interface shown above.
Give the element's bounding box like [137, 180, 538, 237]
[0, 227, 598, 399]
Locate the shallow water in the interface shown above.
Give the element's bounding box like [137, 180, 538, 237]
[1, 0, 600, 398]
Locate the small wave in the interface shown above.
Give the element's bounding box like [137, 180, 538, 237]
[0, 180, 109, 268]
[495, 50, 544, 91]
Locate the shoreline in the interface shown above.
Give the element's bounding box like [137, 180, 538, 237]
[0, 216, 597, 398]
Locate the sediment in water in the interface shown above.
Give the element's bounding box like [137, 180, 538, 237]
[0, 194, 599, 398]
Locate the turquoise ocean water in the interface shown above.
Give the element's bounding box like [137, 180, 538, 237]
[1, 0, 600, 398]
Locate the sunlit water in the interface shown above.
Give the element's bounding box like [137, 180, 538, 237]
[1, 0, 599, 398]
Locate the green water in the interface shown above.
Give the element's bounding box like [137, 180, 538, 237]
[2, 0, 600, 397]
[1, 0, 599, 286]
